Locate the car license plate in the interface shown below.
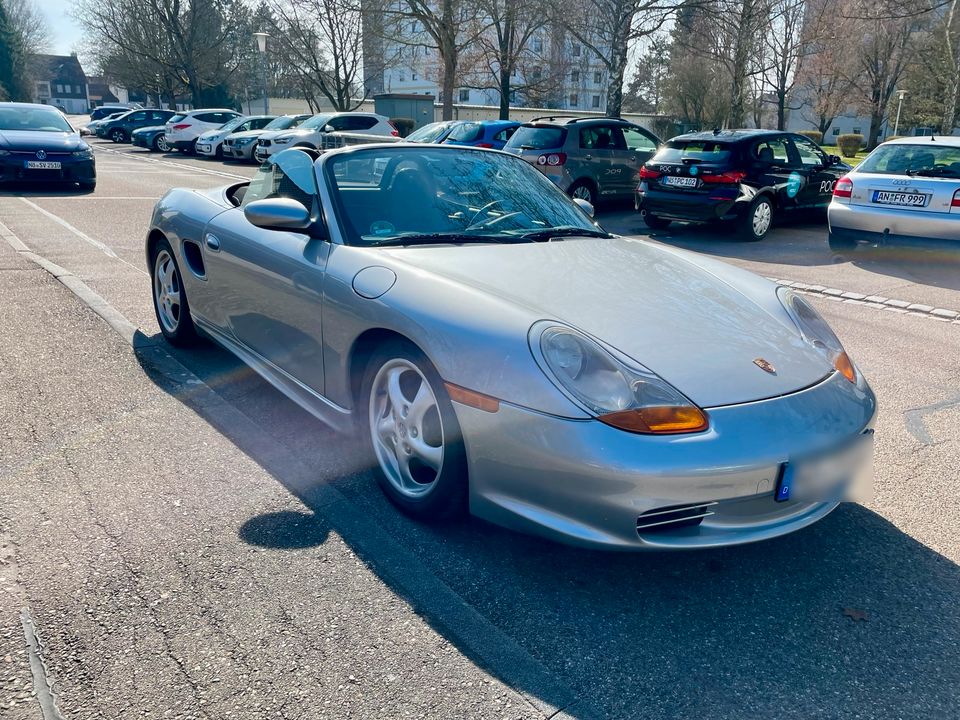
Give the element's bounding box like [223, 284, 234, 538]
[775, 431, 874, 503]
[872, 190, 928, 207]
[662, 176, 697, 188]
[25, 161, 61, 169]
[197, 144, 210, 152]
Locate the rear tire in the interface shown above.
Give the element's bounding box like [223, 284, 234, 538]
[568, 180, 597, 207]
[153, 134, 170, 153]
[643, 213, 671, 230]
[736, 195, 774, 242]
[150, 237, 198, 347]
[361, 340, 468, 522]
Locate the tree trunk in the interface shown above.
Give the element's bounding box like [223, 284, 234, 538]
[499, 66, 510, 119]
[438, 0, 457, 120]
[941, 0, 959, 133]
[777, 91, 786, 130]
[605, 11, 630, 118]
[868, 108, 884, 150]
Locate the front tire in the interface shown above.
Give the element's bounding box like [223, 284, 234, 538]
[151, 238, 198, 346]
[362, 341, 467, 521]
[737, 195, 774, 241]
[110, 129, 127, 143]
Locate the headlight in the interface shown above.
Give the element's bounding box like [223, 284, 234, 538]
[274, 136, 292, 145]
[72, 146, 93, 159]
[777, 287, 856, 383]
[533, 323, 709, 434]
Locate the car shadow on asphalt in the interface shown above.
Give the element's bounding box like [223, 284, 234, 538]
[134, 332, 960, 719]
[600, 208, 960, 294]
[0, 182, 95, 196]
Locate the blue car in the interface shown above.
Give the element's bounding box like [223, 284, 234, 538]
[442, 120, 521, 149]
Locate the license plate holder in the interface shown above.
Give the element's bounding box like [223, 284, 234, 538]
[776, 431, 874, 503]
[25, 161, 61, 170]
[662, 176, 697, 188]
[872, 190, 928, 207]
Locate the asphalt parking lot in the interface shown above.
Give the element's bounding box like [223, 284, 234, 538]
[2, 138, 960, 719]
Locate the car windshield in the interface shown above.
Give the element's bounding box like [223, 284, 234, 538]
[264, 116, 298, 131]
[219, 116, 247, 132]
[301, 114, 334, 129]
[505, 125, 566, 150]
[857, 143, 960, 176]
[326, 147, 602, 246]
[0, 107, 73, 133]
[405, 122, 454, 143]
[651, 141, 733, 163]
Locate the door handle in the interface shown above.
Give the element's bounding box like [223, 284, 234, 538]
[204, 233, 221, 251]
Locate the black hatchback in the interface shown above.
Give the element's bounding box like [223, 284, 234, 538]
[635, 129, 848, 241]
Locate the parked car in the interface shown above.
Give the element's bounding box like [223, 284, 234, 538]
[165, 109, 242, 153]
[81, 111, 125, 136]
[195, 115, 276, 158]
[98, 108, 177, 143]
[636, 129, 848, 241]
[828, 136, 960, 250]
[0, 102, 96, 190]
[88, 104, 139, 122]
[504, 116, 660, 206]
[403, 120, 460, 144]
[144, 144, 875, 550]
[442, 120, 521, 149]
[131, 125, 171, 152]
[254, 112, 397, 161]
[224, 114, 312, 162]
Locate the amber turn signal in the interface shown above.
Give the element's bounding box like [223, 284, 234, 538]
[600, 406, 709, 434]
[444, 383, 500, 413]
[834, 351, 857, 383]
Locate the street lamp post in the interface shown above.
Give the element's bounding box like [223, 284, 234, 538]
[253, 32, 270, 115]
[893, 90, 907, 137]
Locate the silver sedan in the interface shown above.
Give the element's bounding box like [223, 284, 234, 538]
[146, 145, 876, 550]
[828, 136, 960, 249]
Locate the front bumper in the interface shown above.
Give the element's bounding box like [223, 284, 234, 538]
[828, 201, 959, 243]
[455, 370, 876, 550]
[195, 142, 217, 157]
[223, 143, 255, 160]
[0, 155, 96, 185]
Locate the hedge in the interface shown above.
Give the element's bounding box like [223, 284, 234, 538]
[837, 133, 864, 157]
[797, 130, 823, 145]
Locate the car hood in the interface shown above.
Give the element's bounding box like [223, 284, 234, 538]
[198, 130, 228, 142]
[383, 237, 833, 408]
[0, 130, 84, 152]
[273, 128, 315, 141]
[257, 129, 293, 141]
[227, 129, 267, 141]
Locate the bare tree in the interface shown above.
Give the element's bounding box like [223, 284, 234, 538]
[560, 0, 688, 117]
[379, 0, 487, 119]
[763, 0, 808, 129]
[3, 0, 49, 54]
[76, 0, 250, 106]
[268, 0, 365, 110]
[794, 4, 857, 134]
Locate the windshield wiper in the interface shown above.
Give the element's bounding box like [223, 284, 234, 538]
[368, 232, 525, 247]
[906, 165, 960, 178]
[513, 227, 612, 242]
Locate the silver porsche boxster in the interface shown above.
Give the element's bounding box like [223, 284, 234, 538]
[146, 145, 876, 550]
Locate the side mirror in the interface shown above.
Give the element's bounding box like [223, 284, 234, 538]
[573, 197, 595, 218]
[243, 198, 312, 231]
[324, 125, 335, 133]
[829, 154, 842, 165]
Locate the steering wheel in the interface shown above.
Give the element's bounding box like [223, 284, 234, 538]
[468, 200, 502, 226]
[466, 211, 523, 231]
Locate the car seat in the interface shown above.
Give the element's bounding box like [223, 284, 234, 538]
[388, 166, 448, 231]
[757, 146, 774, 162]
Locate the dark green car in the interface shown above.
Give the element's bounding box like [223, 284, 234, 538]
[98, 109, 177, 143]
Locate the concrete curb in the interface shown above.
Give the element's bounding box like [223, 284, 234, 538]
[769, 277, 960, 324]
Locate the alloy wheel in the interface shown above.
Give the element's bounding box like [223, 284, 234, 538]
[368, 359, 445, 499]
[111, 129, 125, 142]
[155, 135, 170, 152]
[572, 184, 594, 204]
[752, 200, 772, 237]
[153, 250, 182, 334]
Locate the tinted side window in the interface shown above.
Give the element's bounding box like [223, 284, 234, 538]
[752, 138, 791, 164]
[622, 126, 657, 151]
[791, 136, 827, 166]
[129, 111, 146, 122]
[252, 117, 273, 130]
[579, 126, 618, 150]
[194, 113, 218, 123]
[242, 149, 318, 212]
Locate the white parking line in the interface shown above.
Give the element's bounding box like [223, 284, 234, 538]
[17, 197, 148, 277]
[93, 146, 249, 181]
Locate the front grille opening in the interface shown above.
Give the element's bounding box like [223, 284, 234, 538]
[636, 501, 717, 534]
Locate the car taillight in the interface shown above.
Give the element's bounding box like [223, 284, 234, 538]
[701, 170, 747, 184]
[638, 166, 660, 180]
[390, 130, 400, 137]
[172, 123, 191, 130]
[536, 152, 566, 166]
[475, 142, 494, 148]
[952, 189, 960, 207]
[834, 176, 853, 198]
